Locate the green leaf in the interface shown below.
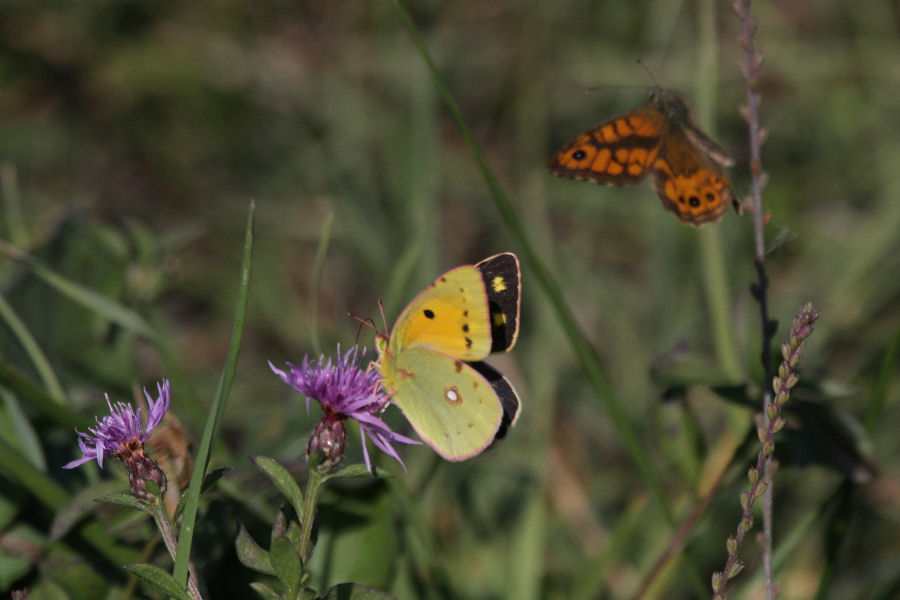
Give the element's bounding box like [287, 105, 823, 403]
[249, 581, 283, 600]
[286, 518, 301, 548]
[325, 463, 383, 482]
[41, 544, 108, 600]
[251, 455, 305, 517]
[236, 522, 275, 575]
[124, 563, 192, 600]
[0, 388, 47, 470]
[0, 239, 158, 341]
[271, 505, 288, 543]
[0, 523, 43, 588]
[320, 583, 397, 600]
[270, 536, 302, 598]
[95, 491, 151, 515]
[297, 588, 319, 600]
[0, 361, 90, 431]
[0, 439, 140, 567]
[49, 480, 130, 540]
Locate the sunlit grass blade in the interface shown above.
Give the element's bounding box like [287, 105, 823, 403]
[172, 201, 255, 586]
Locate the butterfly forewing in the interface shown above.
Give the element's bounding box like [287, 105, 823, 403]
[389, 265, 492, 362]
[548, 105, 665, 186]
[474, 252, 522, 354]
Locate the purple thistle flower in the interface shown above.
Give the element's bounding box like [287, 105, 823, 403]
[63, 380, 171, 497]
[269, 345, 418, 472]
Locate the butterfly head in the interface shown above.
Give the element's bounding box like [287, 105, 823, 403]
[647, 88, 691, 124]
[375, 331, 390, 357]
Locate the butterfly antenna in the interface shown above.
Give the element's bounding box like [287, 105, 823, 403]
[636, 59, 659, 87]
[377, 299, 389, 334]
[346, 311, 378, 336]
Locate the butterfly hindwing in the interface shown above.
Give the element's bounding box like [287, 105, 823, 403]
[651, 126, 733, 225]
[469, 360, 521, 445]
[474, 252, 522, 354]
[388, 347, 503, 461]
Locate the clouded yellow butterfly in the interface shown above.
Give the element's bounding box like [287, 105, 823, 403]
[375, 253, 522, 461]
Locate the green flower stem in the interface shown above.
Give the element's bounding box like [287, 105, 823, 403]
[298, 468, 327, 565]
[149, 498, 202, 600]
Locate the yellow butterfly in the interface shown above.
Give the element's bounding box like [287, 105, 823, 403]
[375, 253, 522, 461]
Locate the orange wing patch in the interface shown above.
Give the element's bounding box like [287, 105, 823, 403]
[548, 88, 736, 226]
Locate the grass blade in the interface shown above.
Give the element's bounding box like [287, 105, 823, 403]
[172, 201, 256, 585]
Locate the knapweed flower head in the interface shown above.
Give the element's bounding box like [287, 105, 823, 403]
[64, 380, 171, 498]
[270, 345, 418, 472]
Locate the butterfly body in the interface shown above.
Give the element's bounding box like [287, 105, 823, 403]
[376, 253, 522, 461]
[548, 88, 735, 225]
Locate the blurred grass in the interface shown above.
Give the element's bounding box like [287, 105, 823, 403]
[1, 1, 899, 598]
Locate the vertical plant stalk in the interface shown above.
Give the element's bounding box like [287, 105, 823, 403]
[150, 499, 203, 600]
[733, 1, 779, 597]
[711, 303, 821, 599]
[297, 468, 326, 564]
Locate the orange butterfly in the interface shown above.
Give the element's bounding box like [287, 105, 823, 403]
[548, 88, 736, 225]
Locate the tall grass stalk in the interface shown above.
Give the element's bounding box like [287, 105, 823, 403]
[172, 202, 255, 587]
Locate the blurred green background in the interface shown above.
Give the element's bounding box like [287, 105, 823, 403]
[1, 1, 898, 598]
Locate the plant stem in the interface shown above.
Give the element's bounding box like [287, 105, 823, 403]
[733, 0, 779, 597]
[151, 499, 203, 600]
[298, 468, 326, 565]
[712, 303, 820, 599]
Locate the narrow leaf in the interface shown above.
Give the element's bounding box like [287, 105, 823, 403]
[124, 563, 192, 600]
[50, 481, 132, 540]
[0, 239, 158, 341]
[173, 202, 255, 585]
[251, 455, 305, 517]
[270, 535, 302, 597]
[249, 582, 283, 600]
[236, 522, 275, 575]
[326, 463, 384, 482]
